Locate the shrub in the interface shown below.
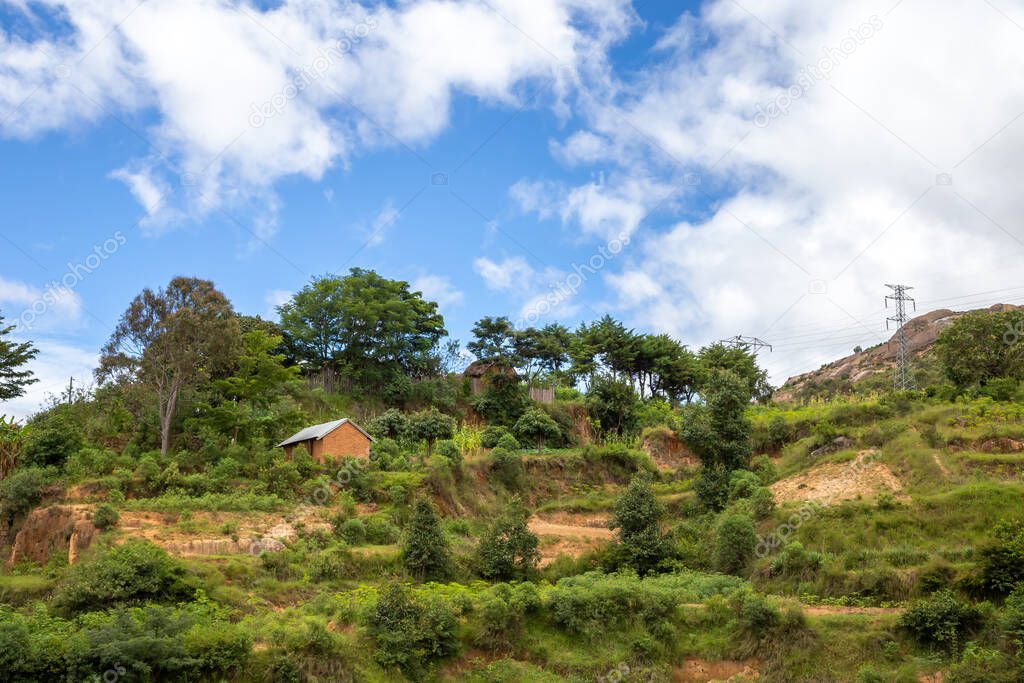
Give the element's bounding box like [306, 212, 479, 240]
[308, 544, 355, 582]
[368, 584, 458, 678]
[21, 424, 82, 468]
[489, 447, 523, 489]
[434, 439, 462, 467]
[694, 465, 731, 512]
[728, 470, 761, 501]
[899, 589, 980, 652]
[481, 425, 509, 449]
[980, 519, 1024, 596]
[91, 503, 119, 530]
[476, 502, 540, 581]
[408, 409, 457, 459]
[495, 433, 521, 451]
[770, 542, 823, 579]
[587, 376, 640, 437]
[0, 466, 53, 521]
[339, 518, 366, 544]
[368, 408, 409, 439]
[54, 541, 195, 613]
[608, 473, 671, 575]
[750, 454, 778, 484]
[733, 590, 780, 635]
[365, 515, 400, 545]
[513, 408, 561, 451]
[715, 514, 757, 575]
[401, 500, 452, 581]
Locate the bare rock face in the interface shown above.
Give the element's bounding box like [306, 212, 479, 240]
[9, 505, 98, 566]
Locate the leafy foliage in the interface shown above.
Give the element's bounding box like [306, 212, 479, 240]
[367, 584, 459, 678]
[608, 473, 671, 575]
[513, 408, 561, 451]
[0, 310, 37, 401]
[401, 500, 452, 581]
[476, 501, 540, 581]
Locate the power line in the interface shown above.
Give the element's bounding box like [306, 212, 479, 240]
[885, 284, 916, 391]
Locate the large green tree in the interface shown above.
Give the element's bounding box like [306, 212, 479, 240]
[475, 500, 540, 581]
[609, 473, 671, 575]
[97, 277, 239, 454]
[0, 311, 37, 402]
[278, 269, 447, 390]
[934, 309, 1024, 390]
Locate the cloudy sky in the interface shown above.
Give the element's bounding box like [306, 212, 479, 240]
[2, 0, 1024, 418]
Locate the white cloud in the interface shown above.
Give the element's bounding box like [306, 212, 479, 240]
[365, 202, 401, 247]
[0, 0, 636, 237]
[473, 256, 535, 292]
[0, 275, 83, 332]
[265, 289, 292, 317]
[547, 0, 1024, 383]
[411, 274, 463, 310]
[1, 338, 97, 421]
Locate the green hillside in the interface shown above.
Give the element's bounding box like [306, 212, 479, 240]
[3, 278, 1024, 682]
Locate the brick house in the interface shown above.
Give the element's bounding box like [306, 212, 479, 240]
[277, 418, 374, 463]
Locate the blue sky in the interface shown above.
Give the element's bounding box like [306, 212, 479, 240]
[3, 0, 1024, 417]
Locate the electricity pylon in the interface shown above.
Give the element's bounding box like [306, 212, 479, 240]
[885, 284, 916, 391]
[719, 335, 773, 354]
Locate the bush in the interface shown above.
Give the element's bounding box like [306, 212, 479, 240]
[694, 465, 731, 512]
[608, 473, 671, 575]
[55, 541, 196, 613]
[770, 542, 823, 579]
[368, 408, 409, 439]
[401, 500, 452, 581]
[339, 518, 366, 544]
[21, 424, 83, 468]
[434, 439, 462, 467]
[899, 589, 980, 652]
[365, 515, 400, 545]
[728, 470, 761, 501]
[476, 502, 540, 581]
[513, 408, 561, 451]
[750, 455, 777, 484]
[715, 514, 757, 575]
[481, 425, 510, 449]
[489, 447, 523, 489]
[0, 466, 53, 521]
[368, 584, 458, 678]
[91, 503, 119, 530]
[980, 519, 1024, 596]
[495, 433, 520, 451]
[308, 544, 355, 582]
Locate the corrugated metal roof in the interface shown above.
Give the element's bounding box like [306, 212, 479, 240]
[276, 418, 374, 448]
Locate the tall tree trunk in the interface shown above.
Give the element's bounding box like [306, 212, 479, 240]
[158, 378, 181, 455]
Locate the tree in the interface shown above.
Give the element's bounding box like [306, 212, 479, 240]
[468, 316, 519, 365]
[513, 408, 561, 451]
[714, 513, 757, 574]
[934, 309, 1024, 390]
[609, 473, 671, 575]
[697, 343, 772, 403]
[368, 584, 458, 678]
[476, 500, 540, 581]
[0, 311, 37, 401]
[586, 376, 640, 437]
[408, 408, 456, 460]
[193, 329, 300, 443]
[279, 269, 447, 389]
[681, 370, 754, 510]
[97, 277, 239, 454]
[368, 408, 410, 439]
[472, 373, 529, 427]
[401, 500, 452, 581]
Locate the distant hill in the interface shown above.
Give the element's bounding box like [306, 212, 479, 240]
[775, 303, 1024, 402]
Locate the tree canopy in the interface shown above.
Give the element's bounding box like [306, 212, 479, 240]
[0, 310, 37, 402]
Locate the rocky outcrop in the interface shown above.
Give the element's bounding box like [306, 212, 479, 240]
[161, 536, 285, 556]
[9, 505, 98, 566]
[776, 303, 1024, 401]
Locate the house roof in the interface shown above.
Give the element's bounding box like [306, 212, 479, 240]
[276, 418, 374, 448]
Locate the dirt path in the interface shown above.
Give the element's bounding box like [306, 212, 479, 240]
[528, 513, 614, 566]
[680, 602, 902, 616]
[932, 452, 952, 479]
